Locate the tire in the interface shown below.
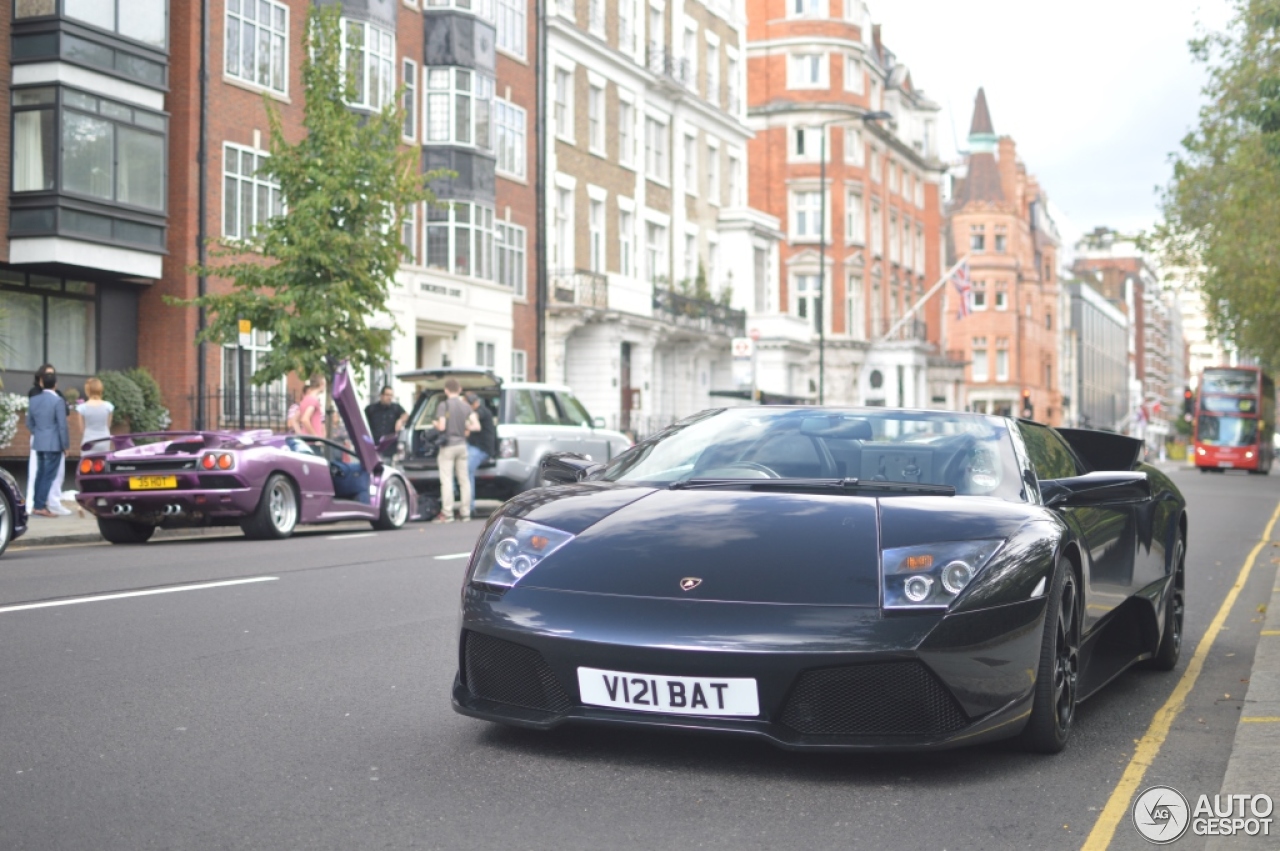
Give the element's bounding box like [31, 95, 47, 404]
[1019, 559, 1080, 754]
[97, 517, 157, 544]
[1147, 536, 1185, 671]
[240, 474, 299, 540]
[0, 491, 13, 557]
[373, 476, 409, 530]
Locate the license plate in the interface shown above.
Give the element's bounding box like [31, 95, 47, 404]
[577, 666, 759, 716]
[1217, 461, 1234, 468]
[128, 475, 177, 490]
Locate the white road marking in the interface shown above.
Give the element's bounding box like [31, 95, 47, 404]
[325, 532, 378, 540]
[0, 576, 279, 615]
[433, 552, 472, 561]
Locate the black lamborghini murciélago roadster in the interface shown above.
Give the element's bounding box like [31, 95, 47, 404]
[452, 408, 1186, 753]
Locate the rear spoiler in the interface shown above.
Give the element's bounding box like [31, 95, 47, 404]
[102, 430, 275, 452]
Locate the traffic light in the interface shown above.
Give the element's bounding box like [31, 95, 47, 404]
[1183, 387, 1194, 420]
[1021, 390, 1034, 420]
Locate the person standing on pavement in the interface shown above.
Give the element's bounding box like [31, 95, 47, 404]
[433, 378, 477, 522]
[75, 377, 115, 451]
[365, 386, 407, 450]
[464, 392, 497, 518]
[27, 371, 69, 518]
[25, 365, 71, 514]
[298, 375, 326, 437]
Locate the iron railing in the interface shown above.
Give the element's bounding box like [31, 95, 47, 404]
[191, 387, 293, 433]
[652, 288, 746, 338]
[647, 44, 691, 86]
[877, 318, 928, 342]
[550, 269, 609, 309]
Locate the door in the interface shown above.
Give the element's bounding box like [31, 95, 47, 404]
[559, 390, 610, 462]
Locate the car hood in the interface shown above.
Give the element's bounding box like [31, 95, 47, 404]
[332, 361, 380, 472]
[515, 488, 884, 606]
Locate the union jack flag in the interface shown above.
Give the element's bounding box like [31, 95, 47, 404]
[951, 259, 973, 320]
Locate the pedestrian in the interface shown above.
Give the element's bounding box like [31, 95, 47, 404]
[365, 386, 407, 448]
[464, 392, 496, 517]
[25, 364, 71, 514]
[26, 370, 69, 518]
[75, 377, 115, 452]
[297, 375, 326, 437]
[433, 378, 477, 522]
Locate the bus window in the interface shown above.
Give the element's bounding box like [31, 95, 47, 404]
[1197, 415, 1258, 447]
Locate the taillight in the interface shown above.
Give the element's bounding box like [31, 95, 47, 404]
[202, 454, 216, 470]
[217, 453, 233, 470]
[499, 438, 518, 459]
[79, 459, 92, 475]
[92, 458, 105, 473]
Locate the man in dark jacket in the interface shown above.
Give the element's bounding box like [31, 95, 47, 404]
[364, 386, 407, 445]
[465, 392, 497, 517]
[27, 371, 69, 517]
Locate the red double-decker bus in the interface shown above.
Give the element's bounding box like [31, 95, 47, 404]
[1193, 366, 1275, 474]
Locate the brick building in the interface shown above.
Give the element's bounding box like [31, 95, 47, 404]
[2, 0, 539, 438]
[947, 88, 1062, 424]
[743, 0, 960, 407]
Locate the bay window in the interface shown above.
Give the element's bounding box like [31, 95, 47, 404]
[226, 0, 288, 94]
[341, 19, 395, 110]
[426, 68, 495, 150]
[425, 201, 496, 280]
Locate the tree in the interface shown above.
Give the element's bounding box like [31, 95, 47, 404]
[1154, 0, 1280, 371]
[177, 5, 444, 384]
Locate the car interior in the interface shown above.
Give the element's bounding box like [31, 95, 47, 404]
[287, 436, 370, 503]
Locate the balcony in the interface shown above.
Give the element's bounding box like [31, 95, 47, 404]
[551, 269, 608, 309]
[647, 44, 691, 88]
[877, 318, 928, 343]
[652, 287, 746, 338]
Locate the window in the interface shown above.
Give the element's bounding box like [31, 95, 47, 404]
[889, 211, 899, 264]
[511, 350, 528, 381]
[402, 59, 417, 140]
[844, 127, 863, 165]
[706, 145, 719, 203]
[14, 88, 167, 212]
[727, 54, 741, 113]
[0, 272, 96, 374]
[554, 68, 573, 140]
[915, 224, 924, 271]
[425, 68, 494, 149]
[424, 201, 496, 279]
[870, 201, 882, 254]
[846, 190, 863, 242]
[552, 188, 573, 270]
[223, 143, 281, 239]
[496, 220, 526, 297]
[969, 225, 985, 252]
[995, 233, 1007, 252]
[646, 221, 667, 283]
[618, 98, 636, 166]
[869, 147, 881, 182]
[221, 330, 286, 424]
[225, 0, 287, 93]
[794, 274, 820, 330]
[844, 54, 863, 93]
[341, 19, 395, 110]
[791, 125, 823, 161]
[789, 52, 825, 88]
[588, 84, 605, 152]
[494, 99, 526, 178]
[426, 0, 496, 16]
[645, 116, 668, 182]
[995, 342, 1009, 381]
[707, 240, 719, 289]
[1017, 422, 1079, 479]
[589, 199, 605, 273]
[683, 133, 697, 191]
[915, 179, 924, 208]
[727, 155, 742, 206]
[495, 0, 526, 57]
[401, 203, 417, 265]
[589, 0, 605, 34]
[789, 0, 820, 16]
[682, 25, 697, 90]
[972, 280, 987, 310]
[791, 190, 823, 241]
[971, 337, 988, 382]
[846, 276, 864, 340]
[994, 283, 1007, 310]
[619, 209, 635, 276]
[1046, 311, 1053, 330]
[476, 341, 496, 369]
[618, 0, 636, 56]
[683, 233, 697, 282]
[705, 41, 720, 106]
[63, 0, 167, 48]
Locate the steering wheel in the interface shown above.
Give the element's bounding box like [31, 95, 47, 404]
[697, 462, 781, 479]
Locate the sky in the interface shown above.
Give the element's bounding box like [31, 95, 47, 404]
[868, 0, 1235, 251]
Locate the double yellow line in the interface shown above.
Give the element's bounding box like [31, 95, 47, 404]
[1081, 498, 1280, 850]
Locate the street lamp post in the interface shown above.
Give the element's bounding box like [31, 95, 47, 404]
[817, 110, 892, 404]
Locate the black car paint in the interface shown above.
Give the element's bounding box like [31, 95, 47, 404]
[453, 418, 1187, 752]
[0, 465, 30, 551]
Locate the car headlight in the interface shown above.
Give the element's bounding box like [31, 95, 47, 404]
[881, 539, 1004, 609]
[468, 516, 575, 589]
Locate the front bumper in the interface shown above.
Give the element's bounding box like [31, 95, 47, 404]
[452, 586, 1047, 752]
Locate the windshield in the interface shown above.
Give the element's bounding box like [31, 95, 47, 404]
[1198, 414, 1259, 447]
[602, 408, 1025, 501]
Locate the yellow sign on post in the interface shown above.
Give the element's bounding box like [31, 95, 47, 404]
[238, 319, 252, 347]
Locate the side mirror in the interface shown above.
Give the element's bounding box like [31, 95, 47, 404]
[541, 452, 606, 486]
[592, 416, 606, 429]
[1040, 471, 1152, 508]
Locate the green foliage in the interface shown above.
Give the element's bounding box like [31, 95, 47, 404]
[123, 367, 169, 431]
[1153, 0, 1280, 372]
[98, 371, 146, 430]
[176, 5, 445, 385]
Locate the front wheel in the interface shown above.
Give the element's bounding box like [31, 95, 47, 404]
[98, 517, 157, 544]
[0, 491, 13, 557]
[373, 477, 409, 530]
[1019, 561, 1080, 754]
[1147, 537, 1185, 671]
[241, 474, 299, 540]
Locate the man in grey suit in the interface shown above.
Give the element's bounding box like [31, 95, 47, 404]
[27, 371, 69, 517]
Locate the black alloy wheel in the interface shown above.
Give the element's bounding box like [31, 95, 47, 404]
[1148, 536, 1185, 671]
[0, 491, 12, 557]
[1020, 560, 1080, 753]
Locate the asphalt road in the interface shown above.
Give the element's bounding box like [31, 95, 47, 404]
[1, 468, 1278, 851]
